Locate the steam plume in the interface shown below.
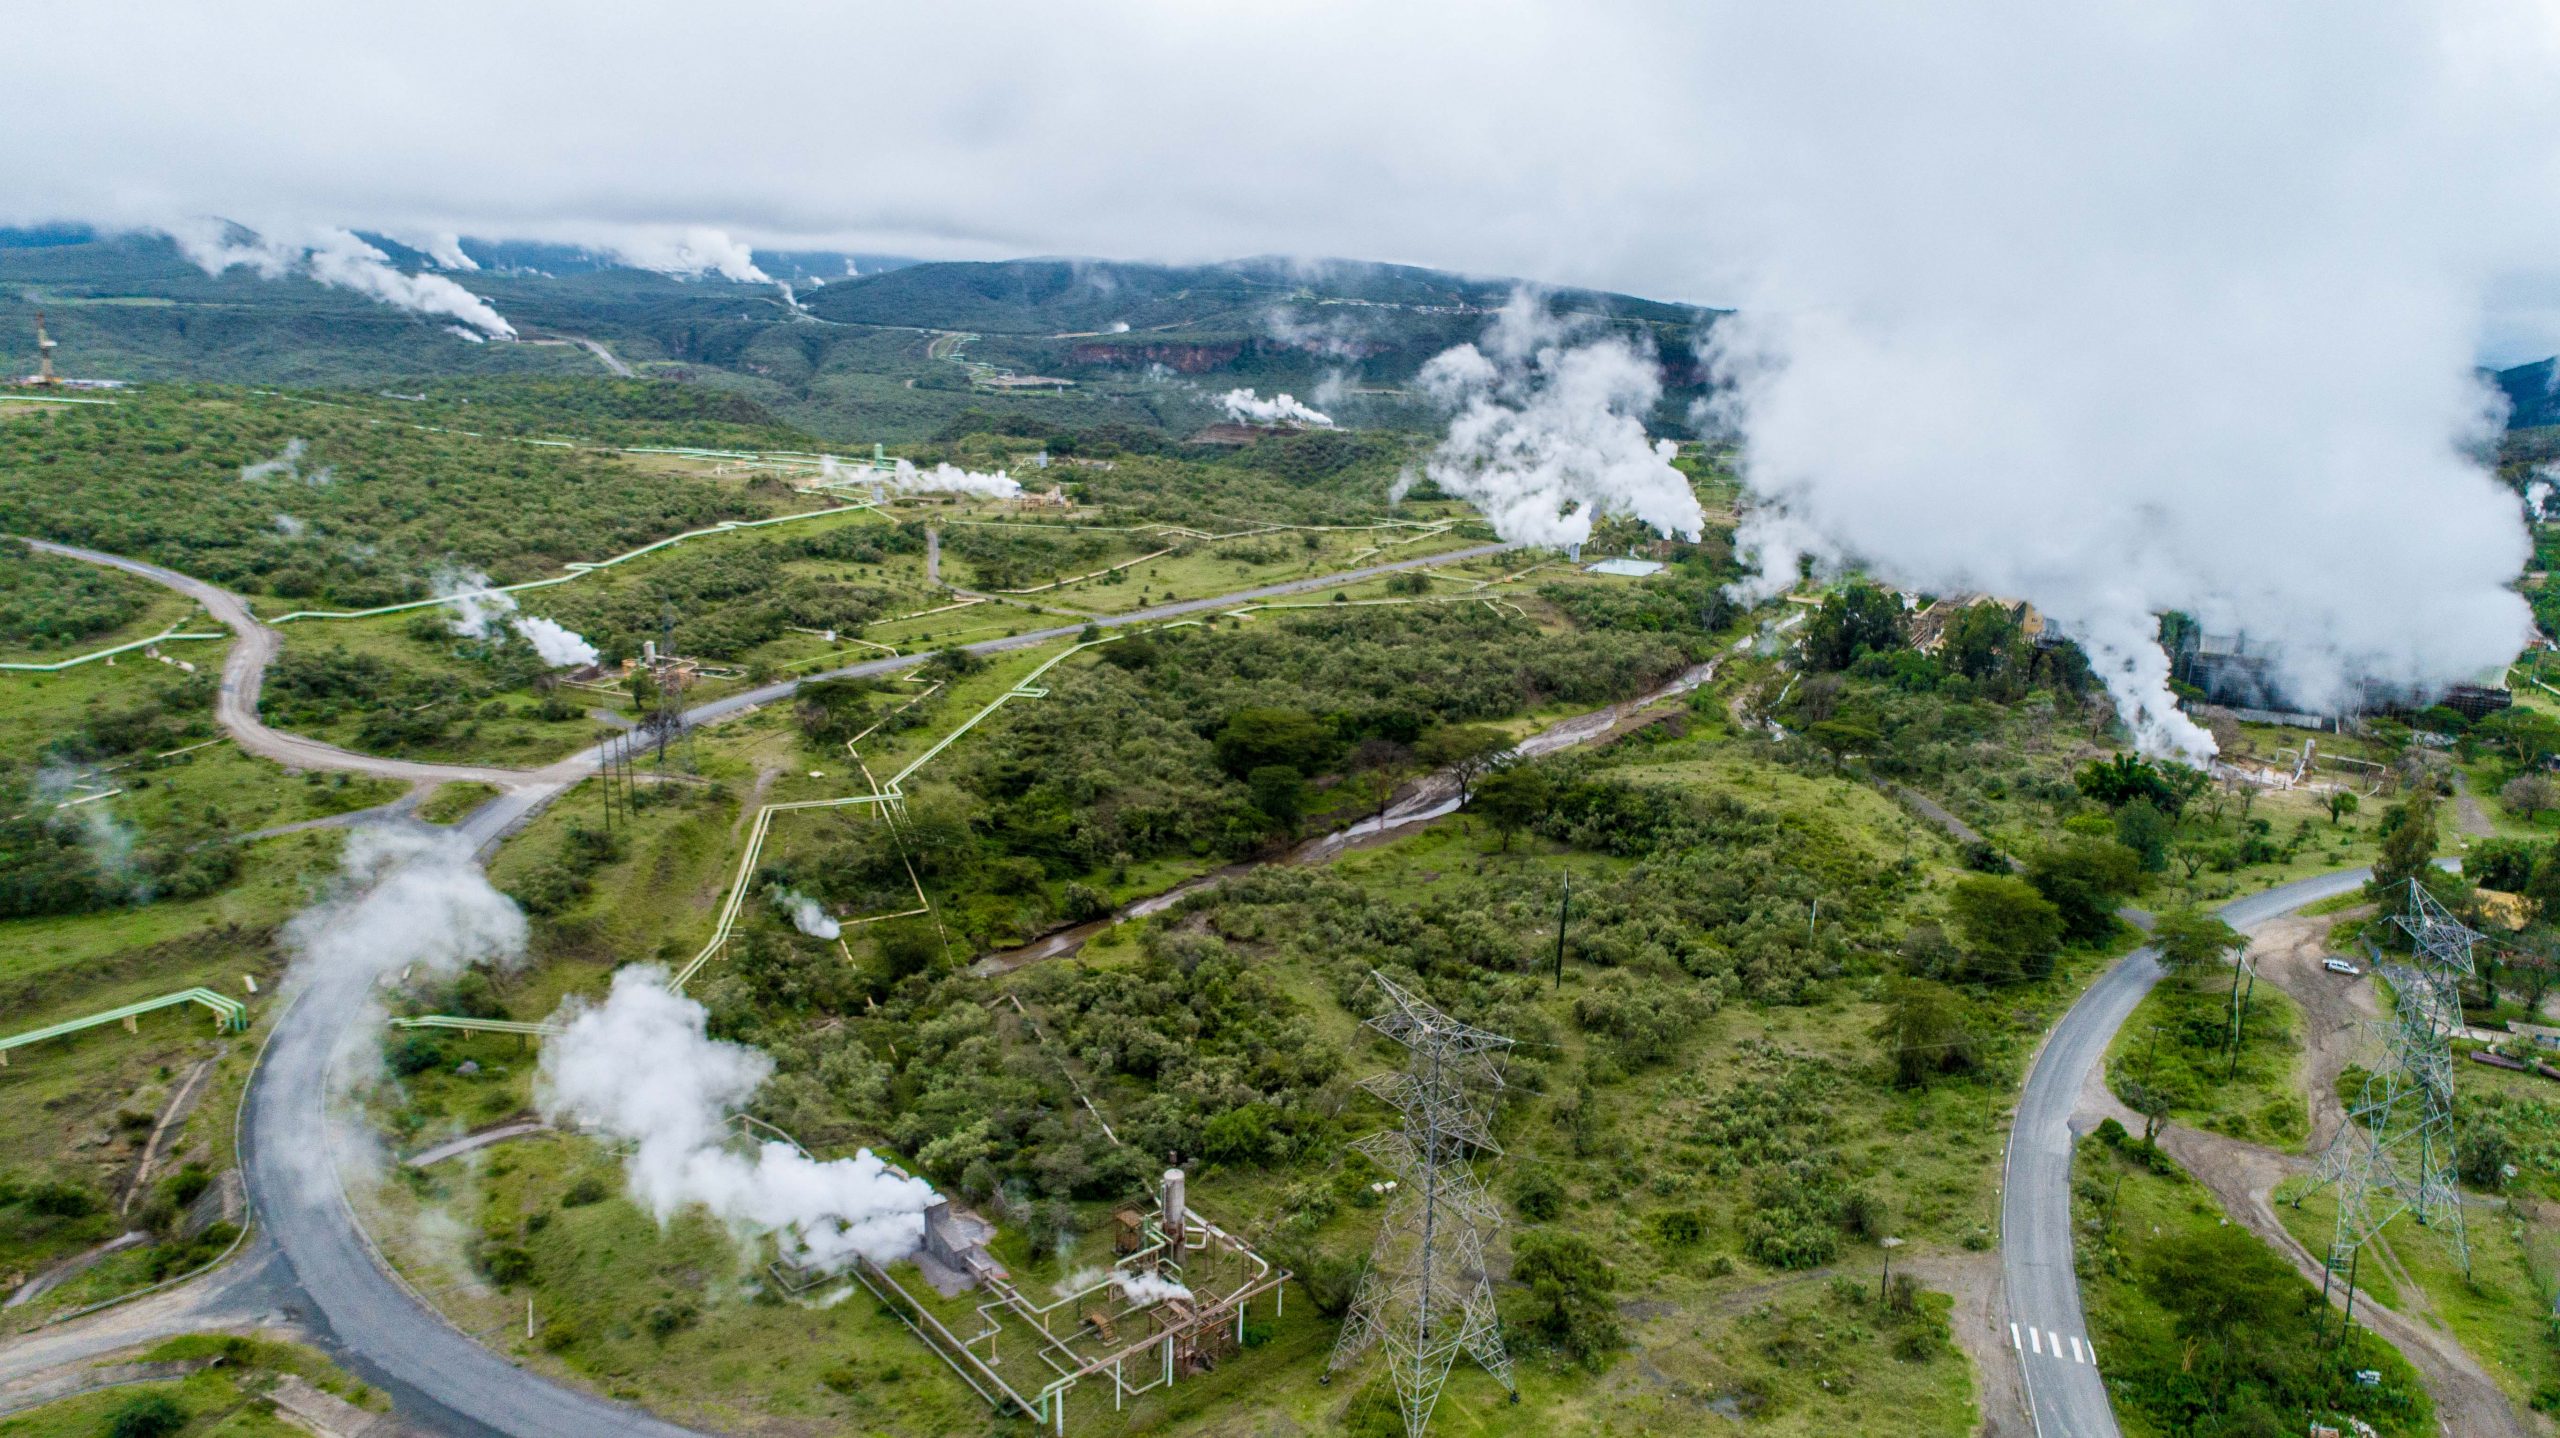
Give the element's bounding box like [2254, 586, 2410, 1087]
[36, 763, 139, 900]
[536, 967, 939, 1270]
[1220, 388, 1334, 428]
[770, 886, 841, 940]
[280, 825, 530, 1202]
[825, 454, 1023, 500]
[1416, 294, 1704, 550]
[611, 227, 771, 284]
[238, 438, 308, 482]
[432, 565, 600, 667]
[165, 220, 515, 338]
[1693, 11, 2537, 758]
[1054, 1266, 1194, 1305]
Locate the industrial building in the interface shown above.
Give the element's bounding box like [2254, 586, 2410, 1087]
[2169, 627, 2511, 723]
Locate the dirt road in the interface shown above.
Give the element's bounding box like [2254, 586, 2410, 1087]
[22, 540, 551, 790]
[2088, 910, 2533, 1438]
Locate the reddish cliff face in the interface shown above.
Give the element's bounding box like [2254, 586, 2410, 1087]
[1067, 341, 1245, 372]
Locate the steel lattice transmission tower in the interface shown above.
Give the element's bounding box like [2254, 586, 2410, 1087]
[1328, 972, 1518, 1437]
[2308, 880, 2476, 1316]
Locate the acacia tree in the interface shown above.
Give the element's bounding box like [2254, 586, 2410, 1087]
[2323, 789, 2360, 825]
[2367, 786, 2440, 904]
[1417, 724, 1510, 803]
[1473, 764, 1553, 852]
[1344, 737, 1411, 823]
[2151, 907, 2244, 976]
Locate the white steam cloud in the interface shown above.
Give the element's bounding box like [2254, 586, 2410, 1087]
[237, 438, 330, 485]
[35, 762, 139, 899]
[289, 826, 531, 988]
[611, 226, 771, 284]
[432, 565, 600, 668]
[536, 967, 939, 1271]
[770, 886, 841, 940]
[1220, 388, 1334, 428]
[1416, 294, 1704, 550]
[1054, 1266, 1193, 1305]
[281, 825, 530, 1203]
[824, 454, 1024, 500]
[165, 220, 515, 338]
[1692, 11, 2538, 759]
[273, 513, 307, 538]
[2528, 476, 2553, 523]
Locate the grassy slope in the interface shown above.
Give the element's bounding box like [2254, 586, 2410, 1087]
[2105, 967, 2310, 1151]
[2076, 1136, 2433, 1437]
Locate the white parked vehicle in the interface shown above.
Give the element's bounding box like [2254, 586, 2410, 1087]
[2324, 958, 2361, 976]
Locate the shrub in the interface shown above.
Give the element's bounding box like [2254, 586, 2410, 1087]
[1511, 1229, 1623, 1370]
[1512, 1167, 1566, 1222]
[107, 1394, 189, 1438]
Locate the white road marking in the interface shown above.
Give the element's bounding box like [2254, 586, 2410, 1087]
[2030, 1327, 2043, 1355]
[2010, 1322, 2022, 1350]
[2047, 1329, 2065, 1358]
[2071, 1335, 2086, 1364]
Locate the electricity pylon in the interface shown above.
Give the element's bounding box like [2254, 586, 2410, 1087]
[1329, 972, 1517, 1437]
[2308, 880, 2475, 1330]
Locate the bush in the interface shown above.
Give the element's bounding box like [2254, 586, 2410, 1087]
[1511, 1229, 1623, 1370]
[1654, 1208, 1707, 1246]
[560, 1174, 612, 1207]
[107, 1394, 188, 1438]
[1513, 1166, 1566, 1222]
[386, 1034, 444, 1077]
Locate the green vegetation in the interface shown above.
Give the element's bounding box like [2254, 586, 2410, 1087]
[0, 1334, 376, 1437]
[0, 387, 792, 607]
[2276, 1174, 2560, 1420]
[2076, 1133, 2432, 1437]
[418, 781, 501, 825]
[0, 542, 156, 652]
[2106, 953, 2308, 1149]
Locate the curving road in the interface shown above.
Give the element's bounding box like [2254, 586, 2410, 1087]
[2000, 866, 2374, 1437]
[20, 539, 558, 790]
[11, 533, 1519, 1435]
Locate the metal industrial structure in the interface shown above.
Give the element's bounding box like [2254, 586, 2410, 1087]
[2304, 880, 2477, 1330]
[1327, 973, 1518, 1437]
[833, 1165, 1288, 1435]
[31, 310, 58, 386]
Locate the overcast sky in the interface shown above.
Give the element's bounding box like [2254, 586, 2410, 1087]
[12, 3, 2560, 750]
[7, 2, 2551, 359]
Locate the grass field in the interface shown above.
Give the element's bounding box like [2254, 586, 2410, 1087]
[2106, 964, 2310, 1150]
[2273, 1181, 2560, 1420]
[0, 831, 340, 1312]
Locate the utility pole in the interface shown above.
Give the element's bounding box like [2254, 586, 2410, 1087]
[2225, 957, 2257, 1081]
[1552, 871, 1571, 992]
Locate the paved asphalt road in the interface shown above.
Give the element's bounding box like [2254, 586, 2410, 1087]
[11, 533, 1516, 1435]
[2000, 865, 2374, 1437]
